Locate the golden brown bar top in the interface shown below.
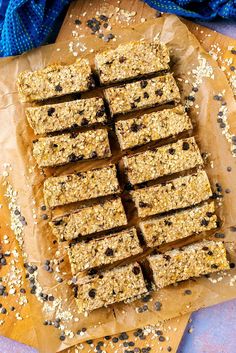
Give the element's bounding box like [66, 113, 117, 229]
[95, 40, 170, 85]
[148, 240, 229, 288]
[75, 262, 147, 313]
[33, 129, 111, 167]
[140, 201, 217, 247]
[17, 58, 93, 102]
[123, 137, 203, 185]
[26, 97, 107, 135]
[50, 197, 127, 241]
[68, 228, 142, 274]
[131, 170, 212, 218]
[43, 165, 120, 208]
[104, 73, 181, 116]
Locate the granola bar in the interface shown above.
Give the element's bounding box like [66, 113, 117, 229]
[131, 170, 212, 218]
[148, 240, 229, 288]
[95, 40, 170, 85]
[75, 262, 147, 313]
[104, 74, 181, 116]
[26, 97, 107, 135]
[123, 137, 203, 185]
[50, 197, 127, 241]
[68, 228, 142, 274]
[115, 105, 192, 150]
[43, 165, 120, 208]
[33, 129, 111, 167]
[17, 58, 94, 103]
[140, 201, 217, 247]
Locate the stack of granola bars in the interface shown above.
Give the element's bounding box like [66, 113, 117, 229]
[17, 40, 229, 314]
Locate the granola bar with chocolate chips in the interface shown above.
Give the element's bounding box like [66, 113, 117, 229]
[140, 201, 217, 247]
[50, 197, 127, 241]
[26, 97, 107, 135]
[75, 262, 147, 313]
[17, 58, 94, 102]
[148, 240, 229, 288]
[33, 129, 111, 167]
[43, 165, 120, 208]
[131, 170, 212, 218]
[95, 40, 170, 85]
[68, 228, 142, 274]
[104, 73, 181, 116]
[123, 137, 203, 185]
[115, 105, 192, 150]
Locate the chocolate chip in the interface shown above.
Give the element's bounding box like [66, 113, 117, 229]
[182, 141, 190, 150]
[75, 19, 82, 25]
[119, 56, 126, 63]
[208, 251, 213, 255]
[214, 232, 225, 239]
[87, 268, 97, 276]
[131, 122, 142, 132]
[168, 148, 175, 155]
[47, 107, 55, 116]
[230, 226, 236, 232]
[139, 201, 148, 208]
[132, 266, 140, 275]
[55, 84, 62, 92]
[59, 334, 65, 341]
[99, 14, 108, 21]
[231, 49, 236, 55]
[206, 212, 213, 217]
[88, 289, 96, 298]
[140, 80, 148, 89]
[143, 92, 149, 99]
[155, 89, 163, 96]
[68, 153, 83, 163]
[80, 118, 88, 126]
[211, 264, 218, 269]
[164, 219, 172, 226]
[230, 262, 235, 268]
[134, 97, 141, 103]
[90, 151, 98, 159]
[184, 289, 192, 295]
[105, 248, 114, 256]
[201, 219, 209, 227]
[130, 102, 136, 109]
[192, 86, 198, 92]
[163, 254, 171, 261]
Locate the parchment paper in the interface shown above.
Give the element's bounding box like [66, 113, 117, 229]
[0, 15, 236, 353]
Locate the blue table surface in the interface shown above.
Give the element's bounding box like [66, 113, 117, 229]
[1, 17, 236, 353]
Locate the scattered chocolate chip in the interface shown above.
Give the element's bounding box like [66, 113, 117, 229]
[143, 92, 149, 99]
[230, 66, 235, 71]
[112, 337, 119, 343]
[164, 219, 172, 226]
[132, 266, 140, 275]
[182, 141, 190, 150]
[105, 248, 114, 256]
[88, 289, 96, 298]
[99, 14, 108, 21]
[59, 334, 65, 341]
[230, 262, 235, 269]
[192, 86, 198, 92]
[131, 122, 142, 132]
[211, 264, 218, 269]
[55, 84, 62, 92]
[47, 107, 55, 116]
[154, 301, 162, 311]
[41, 214, 48, 220]
[187, 95, 195, 101]
[231, 49, 236, 54]
[159, 336, 165, 342]
[230, 226, 236, 232]
[214, 232, 225, 239]
[184, 289, 192, 295]
[163, 254, 171, 261]
[87, 268, 98, 276]
[80, 118, 89, 126]
[75, 19, 82, 25]
[139, 201, 148, 208]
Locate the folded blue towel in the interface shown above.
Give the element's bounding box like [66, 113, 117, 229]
[144, 0, 236, 20]
[0, 0, 71, 57]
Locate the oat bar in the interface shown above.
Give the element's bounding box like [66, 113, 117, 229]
[115, 105, 192, 150]
[131, 170, 212, 218]
[75, 262, 147, 313]
[68, 228, 142, 274]
[123, 137, 203, 185]
[43, 164, 120, 208]
[140, 201, 217, 247]
[50, 197, 127, 241]
[95, 41, 170, 85]
[17, 58, 93, 103]
[33, 129, 111, 167]
[26, 98, 106, 135]
[104, 74, 181, 116]
[148, 240, 229, 288]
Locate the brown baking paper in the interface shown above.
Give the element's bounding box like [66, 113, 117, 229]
[0, 14, 236, 353]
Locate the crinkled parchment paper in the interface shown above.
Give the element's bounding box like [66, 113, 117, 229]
[0, 15, 236, 353]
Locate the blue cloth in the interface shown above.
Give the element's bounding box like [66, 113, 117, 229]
[0, 0, 71, 57]
[144, 0, 236, 20]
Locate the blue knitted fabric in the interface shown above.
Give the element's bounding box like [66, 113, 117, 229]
[144, 0, 236, 20]
[0, 0, 71, 57]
